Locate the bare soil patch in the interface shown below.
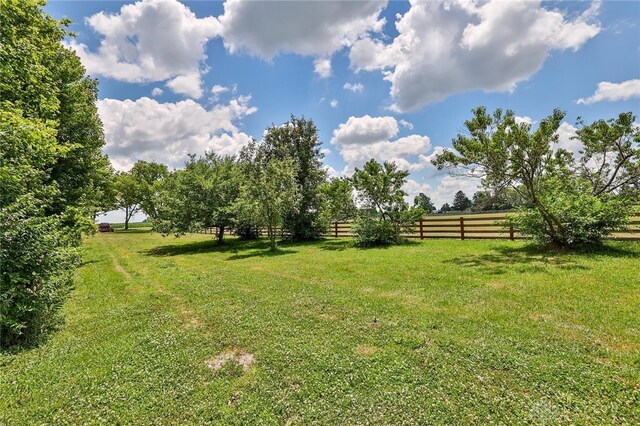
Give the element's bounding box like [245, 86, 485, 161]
[206, 349, 255, 372]
[355, 344, 378, 357]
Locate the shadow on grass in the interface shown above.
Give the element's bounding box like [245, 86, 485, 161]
[444, 242, 638, 275]
[226, 248, 297, 260]
[310, 237, 421, 251]
[316, 239, 353, 251]
[78, 259, 102, 267]
[143, 238, 298, 260]
[145, 238, 263, 256]
[145, 236, 427, 258]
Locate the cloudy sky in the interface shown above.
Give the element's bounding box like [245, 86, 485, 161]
[46, 0, 639, 220]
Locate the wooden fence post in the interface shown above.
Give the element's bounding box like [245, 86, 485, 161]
[460, 217, 465, 240]
[334, 221, 338, 238]
[509, 226, 514, 241]
[419, 218, 424, 240]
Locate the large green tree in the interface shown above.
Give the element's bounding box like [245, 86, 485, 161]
[238, 141, 299, 250]
[575, 112, 640, 197]
[452, 190, 472, 212]
[1, 0, 109, 347]
[155, 154, 240, 244]
[413, 193, 436, 213]
[114, 172, 142, 231]
[320, 177, 357, 221]
[434, 107, 638, 248]
[261, 116, 327, 241]
[130, 160, 169, 221]
[439, 203, 452, 213]
[471, 188, 522, 212]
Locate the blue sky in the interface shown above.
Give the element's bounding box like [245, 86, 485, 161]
[45, 0, 639, 221]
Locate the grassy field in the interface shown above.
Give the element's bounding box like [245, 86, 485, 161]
[1, 230, 639, 424]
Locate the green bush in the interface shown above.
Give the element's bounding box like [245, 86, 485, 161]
[1, 2, 110, 349]
[352, 217, 398, 246]
[0, 203, 79, 348]
[507, 189, 631, 248]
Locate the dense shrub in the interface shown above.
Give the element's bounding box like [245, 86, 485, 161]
[507, 188, 631, 248]
[0, 202, 79, 347]
[1, 1, 109, 348]
[352, 217, 398, 246]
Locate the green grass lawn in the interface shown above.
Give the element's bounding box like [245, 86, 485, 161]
[1, 230, 639, 424]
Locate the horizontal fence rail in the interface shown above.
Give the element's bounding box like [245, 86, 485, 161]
[198, 211, 640, 241]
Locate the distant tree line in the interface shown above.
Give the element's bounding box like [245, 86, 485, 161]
[418, 187, 524, 214]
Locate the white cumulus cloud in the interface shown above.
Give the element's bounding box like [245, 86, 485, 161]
[350, 0, 601, 111]
[314, 58, 332, 79]
[555, 121, 582, 157]
[515, 116, 534, 126]
[403, 179, 433, 202]
[331, 115, 432, 171]
[332, 115, 399, 145]
[210, 84, 231, 101]
[166, 72, 204, 98]
[576, 79, 640, 104]
[98, 95, 256, 170]
[430, 175, 482, 207]
[399, 119, 413, 130]
[65, 0, 219, 98]
[218, 0, 386, 58]
[217, 0, 387, 77]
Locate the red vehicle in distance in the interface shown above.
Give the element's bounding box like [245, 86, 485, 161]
[98, 222, 114, 232]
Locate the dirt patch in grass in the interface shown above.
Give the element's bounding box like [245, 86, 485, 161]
[488, 281, 505, 290]
[355, 344, 378, 357]
[111, 255, 132, 280]
[318, 312, 339, 320]
[179, 307, 202, 327]
[249, 265, 265, 272]
[206, 349, 255, 372]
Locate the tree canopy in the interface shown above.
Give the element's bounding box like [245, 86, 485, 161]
[130, 161, 169, 221]
[238, 141, 300, 250]
[155, 154, 240, 243]
[452, 190, 472, 212]
[261, 116, 327, 241]
[413, 193, 436, 213]
[1, 0, 110, 347]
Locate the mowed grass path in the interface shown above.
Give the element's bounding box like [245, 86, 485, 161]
[1, 231, 639, 424]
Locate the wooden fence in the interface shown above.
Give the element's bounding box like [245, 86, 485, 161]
[198, 211, 640, 241]
[327, 212, 640, 241]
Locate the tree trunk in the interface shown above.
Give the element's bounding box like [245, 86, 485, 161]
[268, 224, 276, 251]
[124, 206, 130, 230]
[217, 225, 225, 244]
